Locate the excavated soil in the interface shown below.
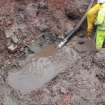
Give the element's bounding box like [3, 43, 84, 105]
[1, 0, 105, 105]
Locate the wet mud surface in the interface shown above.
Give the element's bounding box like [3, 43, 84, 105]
[4, 38, 105, 105]
[7, 46, 80, 94]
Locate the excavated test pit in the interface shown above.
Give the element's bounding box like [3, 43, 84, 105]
[7, 46, 80, 94]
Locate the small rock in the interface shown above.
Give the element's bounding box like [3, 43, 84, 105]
[94, 48, 105, 68]
[39, 0, 47, 9]
[60, 87, 67, 94]
[6, 19, 14, 27]
[65, 22, 74, 34]
[26, 3, 39, 17]
[38, 24, 48, 32]
[11, 35, 19, 44]
[5, 29, 13, 38]
[7, 43, 17, 53]
[96, 70, 105, 82]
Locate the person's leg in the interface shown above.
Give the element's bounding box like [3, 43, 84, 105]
[96, 30, 105, 51]
[103, 31, 105, 47]
[87, 4, 101, 37]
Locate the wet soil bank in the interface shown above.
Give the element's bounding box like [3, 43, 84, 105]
[1, 0, 105, 105]
[5, 37, 105, 105]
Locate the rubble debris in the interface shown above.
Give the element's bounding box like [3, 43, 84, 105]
[94, 48, 105, 68]
[7, 43, 18, 53]
[1, 0, 105, 105]
[65, 0, 88, 19]
[94, 49, 105, 82]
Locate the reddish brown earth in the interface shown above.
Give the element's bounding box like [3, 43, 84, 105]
[1, 0, 105, 105]
[0, 0, 87, 67]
